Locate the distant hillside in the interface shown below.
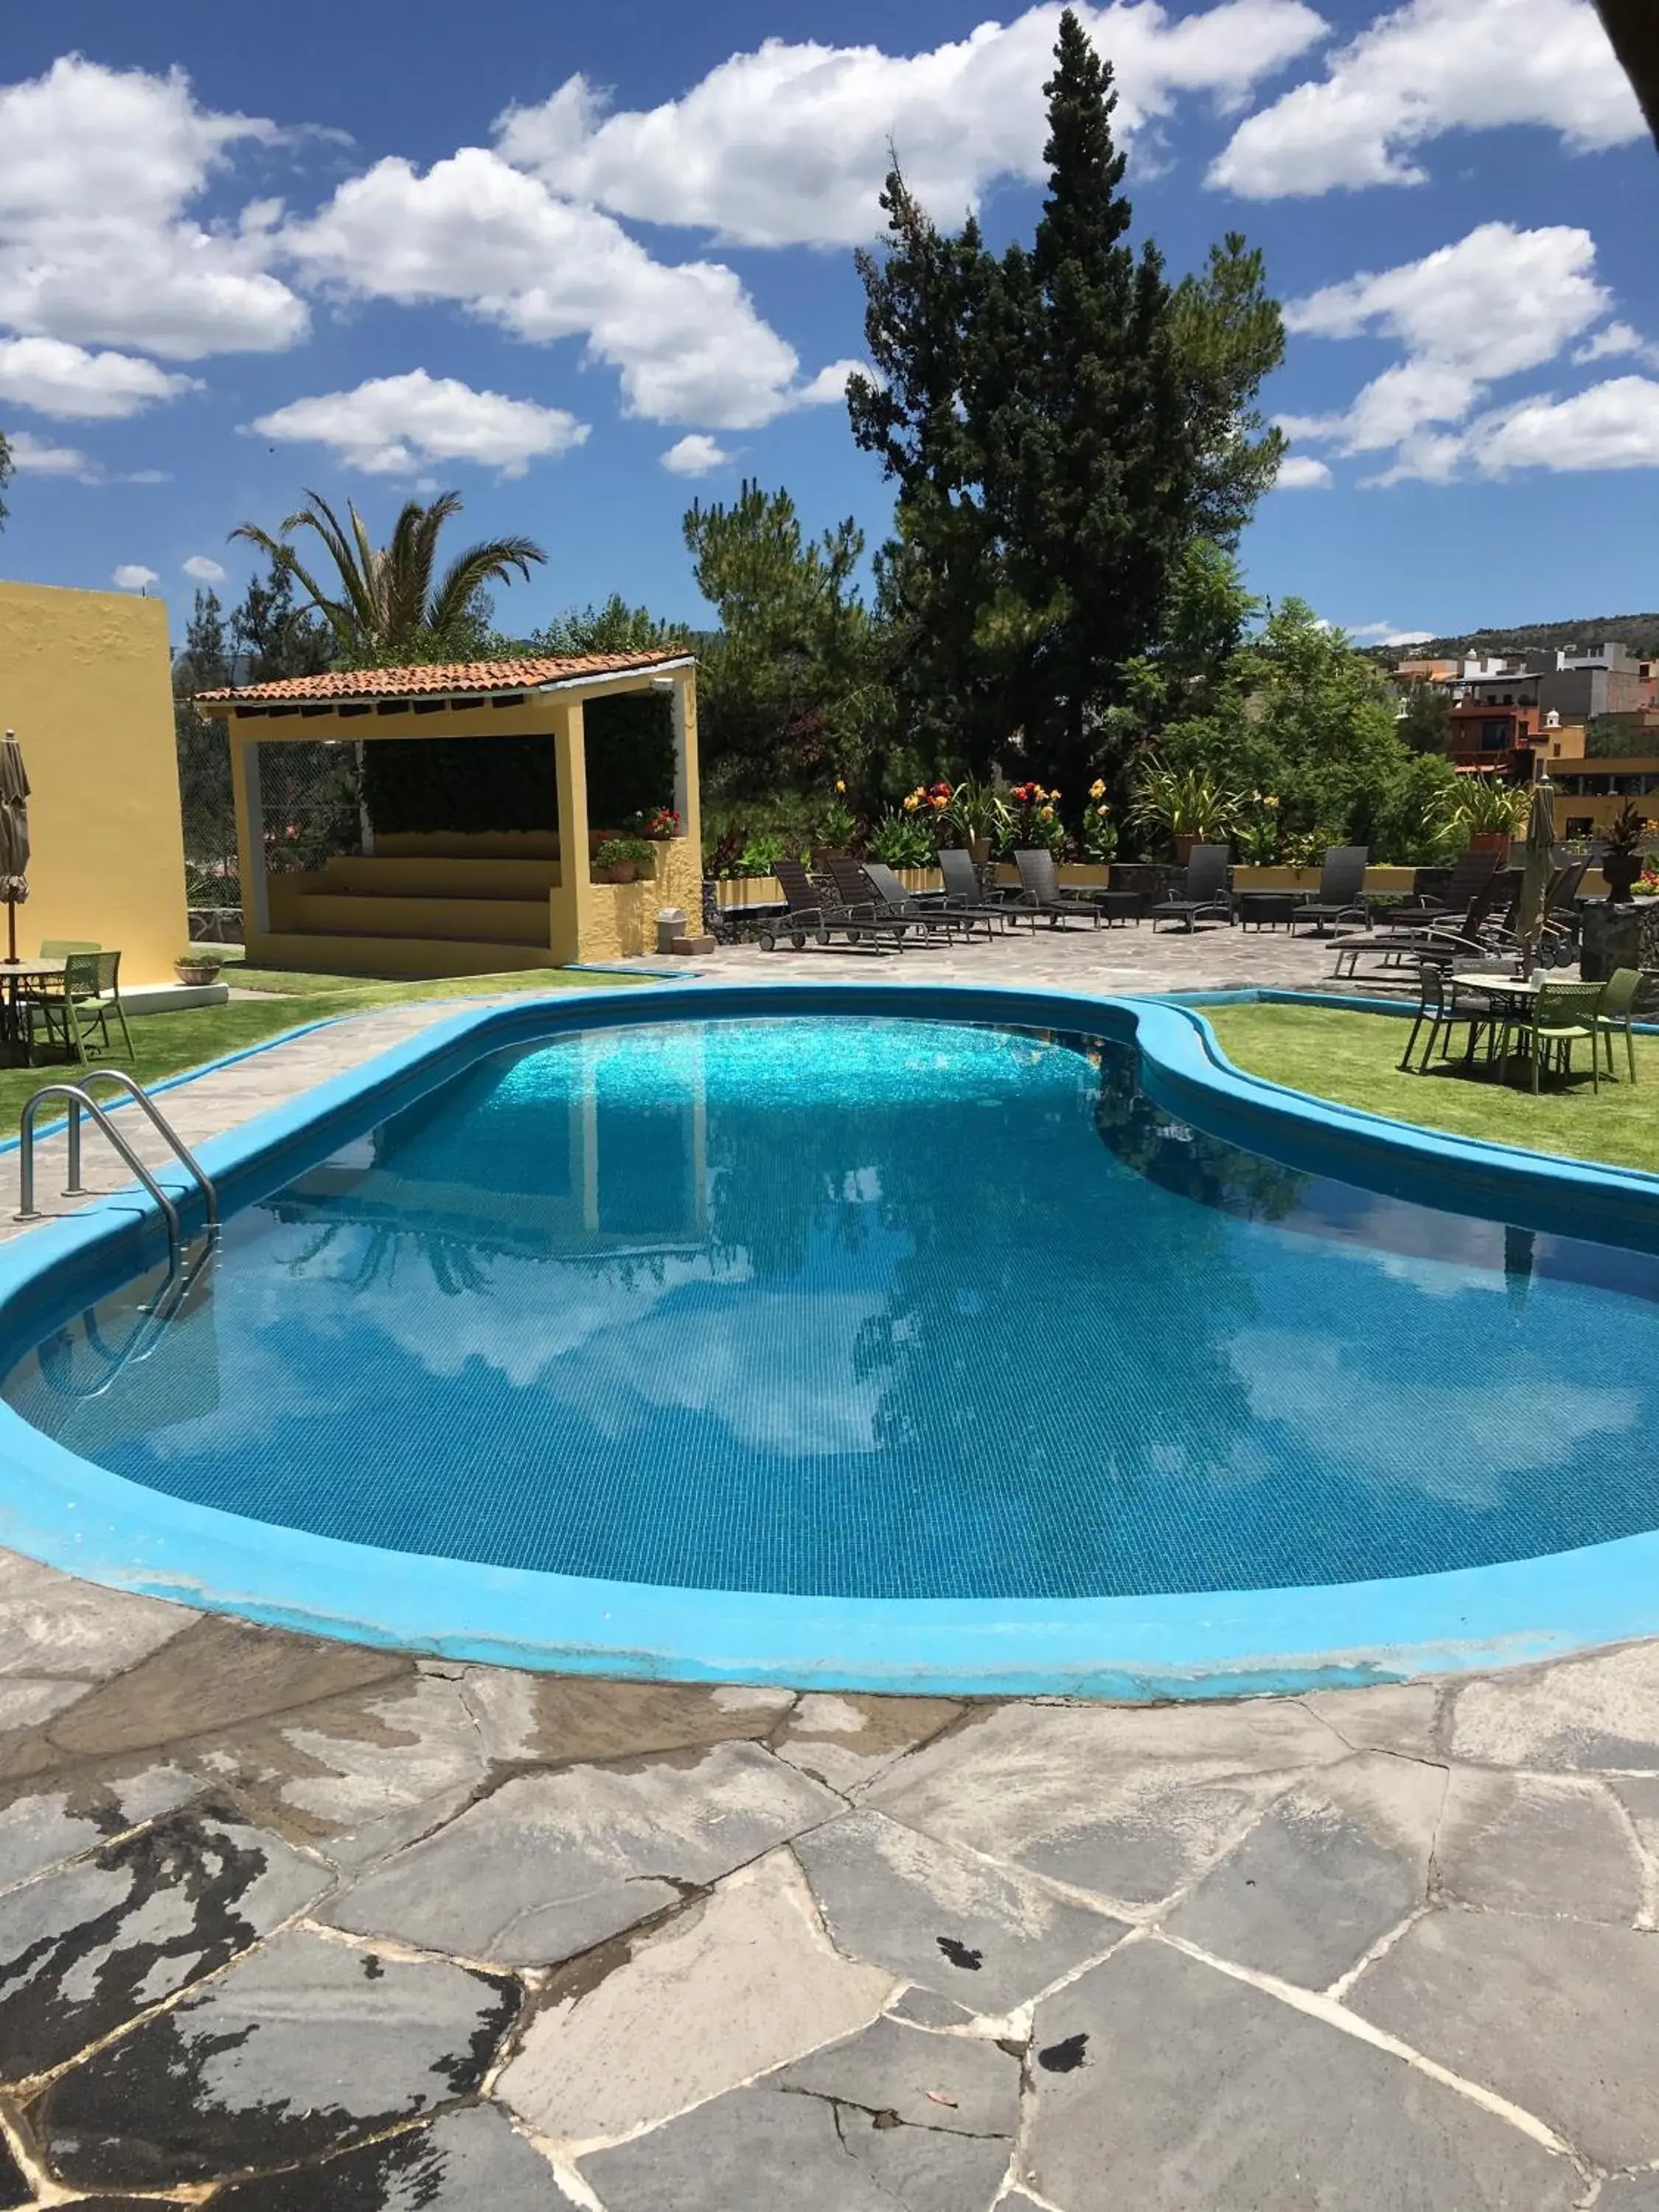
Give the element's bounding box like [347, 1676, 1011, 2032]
[1366, 613, 1659, 663]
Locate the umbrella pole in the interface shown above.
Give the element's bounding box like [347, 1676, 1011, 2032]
[5, 897, 13, 967]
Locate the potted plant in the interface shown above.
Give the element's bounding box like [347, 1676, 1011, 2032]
[633, 804, 681, 841]
[946, 777, 1004, 863]
[1601, 800, 1650, 902]
[593, 836, 655, 885]
[175, 949, 225, 987]
[1450, 776, 1530, 852]
[1129, 762, 1245, 862]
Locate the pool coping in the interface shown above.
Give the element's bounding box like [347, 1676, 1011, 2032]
[1, 976, 1657, 1701]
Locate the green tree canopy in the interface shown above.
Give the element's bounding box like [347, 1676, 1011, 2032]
[684, 479, 892, 796]
[230, 489, 546, 667]
[1158, 599, 1461, 861]
[847, 7, 1284, 796]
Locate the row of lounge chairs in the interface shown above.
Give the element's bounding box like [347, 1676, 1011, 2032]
[755, 850, 1136, 950]
[1329, 850, 1590, 980]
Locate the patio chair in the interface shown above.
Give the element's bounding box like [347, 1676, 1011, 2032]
[1497, 978, 1607, 1093]
[1593, 966, 1644, 1082]
[1374, 849, 1500, 928]
[759, 858, 905, 950]
[1398, 961, 1498, 1073]
[32, 950, 134, 1065]
[1331, 880, 1502, 979]
[860, 860, 990, 940]
[1010, 849, 1102, 929]
[1292, 847, 1370, 935]
[1150, 845, 1233, 932]
[937, 848, 1020, 930]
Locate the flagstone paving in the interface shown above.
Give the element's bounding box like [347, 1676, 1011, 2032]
[0, 951, 1644, 2203]
[0, 1561, 1644, 2205]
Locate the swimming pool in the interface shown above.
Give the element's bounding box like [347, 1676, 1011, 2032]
[3, 984, 1659, 1693]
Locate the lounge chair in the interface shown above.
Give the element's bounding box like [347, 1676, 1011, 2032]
[1010, 849, 1102, 928]
[1150, 845, 1233, 931]
[937, 848, 1021, 930]
[1291, 846, 1369, 934]
[1332, 879, 1502, 979]
[860, 860, 990, 939]
[1374, 848, 1500, 928]
[757, 858, 907, 951]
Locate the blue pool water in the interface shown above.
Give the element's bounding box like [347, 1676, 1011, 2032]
[6, 1015, 1659, 1602]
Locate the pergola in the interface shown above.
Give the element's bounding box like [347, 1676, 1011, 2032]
[197, 650, 699, 975]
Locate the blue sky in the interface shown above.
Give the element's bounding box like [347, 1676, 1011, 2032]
[0, 0, 1653, 649]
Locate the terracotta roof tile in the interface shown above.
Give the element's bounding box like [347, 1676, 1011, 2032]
[195, 649, 690, 706]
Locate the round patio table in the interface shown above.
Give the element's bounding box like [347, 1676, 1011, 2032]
[0, 959, 64, 1065]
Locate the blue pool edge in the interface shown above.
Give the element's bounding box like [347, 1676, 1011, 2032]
[0, 975, 1655, 1701]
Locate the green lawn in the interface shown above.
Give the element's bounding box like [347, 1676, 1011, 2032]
[0, 964, 626, 1133]
[1203, 1001, 1659, 1176]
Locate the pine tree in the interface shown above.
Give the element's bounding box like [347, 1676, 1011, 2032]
[848, 8, 1284, 797]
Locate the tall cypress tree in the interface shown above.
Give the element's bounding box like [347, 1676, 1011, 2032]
[849, 8, 1283, 796]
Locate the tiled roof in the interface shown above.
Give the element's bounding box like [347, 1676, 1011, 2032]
[195, 649, 690, 706]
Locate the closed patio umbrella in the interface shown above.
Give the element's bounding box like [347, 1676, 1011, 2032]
[1515, 772, 1554, 978]
[0, 731, 28, 966]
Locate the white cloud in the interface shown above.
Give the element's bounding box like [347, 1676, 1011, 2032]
[1460, 377, 1659, 477]
[1284, 224, 1606, 386]
[661, 433, 731, 476]
[5, 428, 90, 476]
[282, 149, 852, 428]
[1273, 453, 1332, 488]
[1279, 224, 1614, 481]
[0, 335, 198, 420]
[1347, 621, 1433, 644]
[0, 58, 308, 359]
[1211, 0, 1642, 198]
[250, 368, 589, 477]
[111, 563, 159, 591]
[1573, 321, 1659, 369]
[181, 554, 227, 582]
[495, 0, 1326, 248]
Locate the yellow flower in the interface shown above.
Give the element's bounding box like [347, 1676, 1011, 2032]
[834, 779, 846, 794]
[1263, 794, 1280, 810]
[1039, 804, 1055, 821]
[1089, 779, 1106, 800]
[902, 793, 920, 813]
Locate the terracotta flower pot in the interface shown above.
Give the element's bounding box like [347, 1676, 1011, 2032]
[175, 959, 220, 987]
[1172, 834, 1196, 865]
[597, 860, 639, 884]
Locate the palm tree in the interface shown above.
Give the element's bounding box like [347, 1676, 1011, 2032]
[230, 489, 547, 667]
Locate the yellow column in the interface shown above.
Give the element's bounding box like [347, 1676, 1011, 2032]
[228, 728, 270, 948]
[549, 698, 591, 965]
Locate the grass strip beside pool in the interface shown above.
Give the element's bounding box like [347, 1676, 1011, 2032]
[1205, 1000, 1659, 1178]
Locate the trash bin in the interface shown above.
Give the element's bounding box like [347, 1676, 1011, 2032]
[656, 909, 686, 955]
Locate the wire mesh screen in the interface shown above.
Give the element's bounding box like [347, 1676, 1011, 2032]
[255, 738, 364, 877]
[178, 709, 240, 934]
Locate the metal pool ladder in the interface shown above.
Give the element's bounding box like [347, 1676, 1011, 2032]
[15, 1069, 218, 1269]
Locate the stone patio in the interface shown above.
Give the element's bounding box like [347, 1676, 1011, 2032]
[0, 942, 1643, 2207]
[0, 1565, 1649, 2206]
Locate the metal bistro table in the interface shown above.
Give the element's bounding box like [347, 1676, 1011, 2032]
[0, 957, 63, 1064]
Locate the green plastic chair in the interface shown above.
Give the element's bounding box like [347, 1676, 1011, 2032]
[1498, 978, 1606, 1093]
[35, 950, 134, 1065]
[38, 940, 100, 958]
[1594, 967, 1644, 1084]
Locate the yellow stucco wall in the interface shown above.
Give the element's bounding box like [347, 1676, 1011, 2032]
[0, 582, 188, 984]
